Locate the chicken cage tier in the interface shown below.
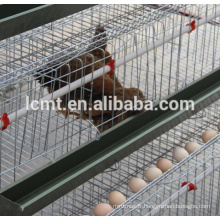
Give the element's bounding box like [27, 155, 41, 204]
[0, 4, 220, 216]
[35, 100, 220, 216]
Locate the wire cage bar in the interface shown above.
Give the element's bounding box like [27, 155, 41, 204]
[0, 4, 220, 216]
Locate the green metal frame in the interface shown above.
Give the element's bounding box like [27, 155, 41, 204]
[0, 5, 43, 20]
[0, 67, 219, 215]
[0, 4, 96, 41]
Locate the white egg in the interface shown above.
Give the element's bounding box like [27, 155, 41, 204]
[185, 142, 200, 154]
[173, 147, 189, 162]
[128, 177, 147, 193]
[93, 203, 113, 216]
[144, 167, 162, 182]
[202, 130, 218, 143]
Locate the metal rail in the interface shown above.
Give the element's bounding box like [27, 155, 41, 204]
[0, 4, 96, 41]
[0, 67, 219, 215]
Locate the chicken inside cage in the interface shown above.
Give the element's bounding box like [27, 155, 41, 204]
[33, 24, 146, 132]
[0, 4, 220, 216]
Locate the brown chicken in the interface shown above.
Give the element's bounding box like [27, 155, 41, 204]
[33, 25, 145, 132]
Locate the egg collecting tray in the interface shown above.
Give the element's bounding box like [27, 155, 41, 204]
[0, 4, 220, 215]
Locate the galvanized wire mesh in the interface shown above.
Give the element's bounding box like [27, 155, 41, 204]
[0, 4, 220, 216]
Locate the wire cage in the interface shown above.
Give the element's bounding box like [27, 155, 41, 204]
[35, 100, 220, 216]
[0, 4, 220, 216]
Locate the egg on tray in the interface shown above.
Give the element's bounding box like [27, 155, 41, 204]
[156, 158, 173, 173]
[202, 129, 218, 143]
[185, 142, 200, 154]
[144, 167, 162, 182]
[128, 177, 147, 193]
[108, 191, 126, 208]
[93, 203, 113, 216]
[173, 147, 189, 162]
